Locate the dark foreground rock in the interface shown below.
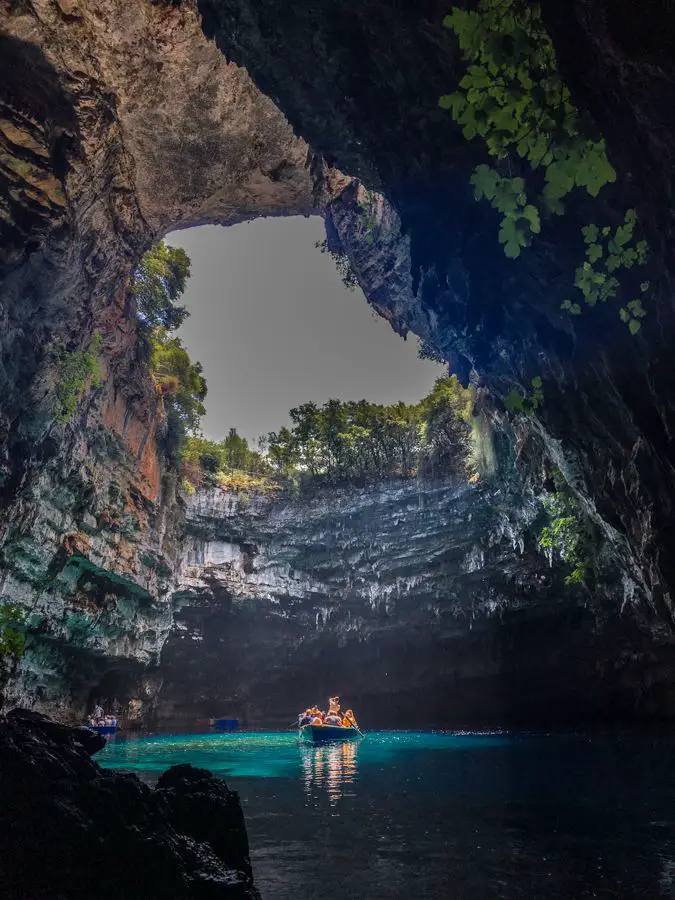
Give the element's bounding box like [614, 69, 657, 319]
[0, 709, 260, 900]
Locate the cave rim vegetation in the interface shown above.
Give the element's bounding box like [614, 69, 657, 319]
[4, 0, 675, 897]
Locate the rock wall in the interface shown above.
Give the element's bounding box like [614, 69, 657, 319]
[0, 360, 183, 716]
[0, 0, 333, 495]
[154, 444, 668, 728]
[199, 0, 675, 634]
[2, 0, 675, 722]
[0, 0, 336, 717]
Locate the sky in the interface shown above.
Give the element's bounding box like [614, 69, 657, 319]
[166, 217, 445, 443]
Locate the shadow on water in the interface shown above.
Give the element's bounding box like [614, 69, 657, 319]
[100, 730, 675, 898]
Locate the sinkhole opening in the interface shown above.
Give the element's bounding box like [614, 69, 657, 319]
[133, 215, 475, 492]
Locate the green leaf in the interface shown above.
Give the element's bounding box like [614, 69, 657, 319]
[619, 307, 630, 323]
[439, 93, 466, 117]
[499, 216, 529, 258]
[586, 244, 603, 263]
[629, 319, 641, 335]
[531, 376, 542, 389]
[570, 303, 582, 315]
[522, 204, 541, 234]
[582, 224, 599, 244]
[470, 164, 500, 202]
[505, 391, 525, 412]
[640, 281, 650, 292]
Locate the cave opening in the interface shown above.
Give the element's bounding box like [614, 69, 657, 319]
[163, 216, 445, 443]
[4, 0, 675, 895]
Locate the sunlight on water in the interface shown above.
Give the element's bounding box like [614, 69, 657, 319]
[300, 740, 359, 806]
[98, 729, 511, 787]
[98, 729, 675, 898]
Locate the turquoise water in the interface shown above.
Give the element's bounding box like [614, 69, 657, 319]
[100, 730, 675, 898]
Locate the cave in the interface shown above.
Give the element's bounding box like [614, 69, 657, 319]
[3, 0, 675, 897]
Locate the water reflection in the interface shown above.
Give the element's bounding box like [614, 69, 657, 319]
[300, 740, 359, 805]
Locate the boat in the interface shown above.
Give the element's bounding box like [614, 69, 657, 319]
[212, 717, 238, 731]
[299, 723, 362, 744]
[87, 720, 117, 735]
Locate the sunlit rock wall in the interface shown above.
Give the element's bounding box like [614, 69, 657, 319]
[200, 0, 675, 658]
[0, 366, 183, 717]
[155, 457, 659, 728]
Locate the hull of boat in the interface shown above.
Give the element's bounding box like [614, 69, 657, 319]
[88, 725, 117, 734]
[299, 724, 362, 744]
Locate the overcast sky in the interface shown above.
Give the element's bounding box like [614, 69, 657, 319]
[166, 218, 445, 443]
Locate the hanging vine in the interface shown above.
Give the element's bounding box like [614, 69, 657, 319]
[440, 0, 649, 333]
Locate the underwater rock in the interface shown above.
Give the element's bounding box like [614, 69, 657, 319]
[0, 709, 260, 899]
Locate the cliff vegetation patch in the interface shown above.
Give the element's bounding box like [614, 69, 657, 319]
[440, 0, 650, 333]
[54, 332, 103, 423]
[180, 376, 474, 497]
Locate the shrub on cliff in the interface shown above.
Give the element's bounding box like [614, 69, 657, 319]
[54, 331, 102, 423]
[181, 431, 273, 492]
[131, 241, 210, 464]
[0, 603, 25, 688]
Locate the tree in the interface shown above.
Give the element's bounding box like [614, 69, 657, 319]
[149, 327, 207, 460]
[420, 376, 473, 474]
[264, 377, 473, 485]
[132, 241, 191, 330]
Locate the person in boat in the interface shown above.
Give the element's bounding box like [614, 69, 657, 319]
[342, 709, 358, 729]
[324, 712, 342, 726]
[328, 696, 341, 717]
[92, 703, 103, 720]
[298, 709, 313, 727]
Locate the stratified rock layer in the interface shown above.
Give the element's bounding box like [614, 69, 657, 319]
[152, 462, 666, 729]
[0, 0, 330, 717]
[0, 708, 260, 900]
[199, 0, 675, 633]
[2, 0, 675, 725]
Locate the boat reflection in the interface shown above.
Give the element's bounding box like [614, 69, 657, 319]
[300, 739, 360, 805]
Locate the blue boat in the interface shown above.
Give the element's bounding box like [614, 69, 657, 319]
[212, 718, 238, 731]
[299, 723, 362, 744]
[88, 722, 117, 735]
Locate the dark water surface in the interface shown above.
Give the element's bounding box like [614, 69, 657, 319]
[99, 730, 675, 898]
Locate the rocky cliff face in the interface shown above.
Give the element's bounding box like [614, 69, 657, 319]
[2, 0, 675, 722]
[199, 0, 675, 633]
[152, 441, 668, 728]
[0, 0, 338, 717]
[0, 361, 183, 716]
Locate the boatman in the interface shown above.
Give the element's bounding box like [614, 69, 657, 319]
[328, 696, 341, 717]
[343, 709, 358, 729]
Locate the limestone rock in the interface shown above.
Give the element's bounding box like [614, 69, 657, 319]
[0, 708, 260, 899]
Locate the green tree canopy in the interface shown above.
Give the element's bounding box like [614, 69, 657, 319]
[149, 326, 207, 460]
[265, 376, 473, 485]
[182, 429, 269, 485]
[132, 241, 191, 330]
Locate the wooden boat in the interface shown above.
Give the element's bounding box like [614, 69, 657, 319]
[299, 723, 362, 744]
